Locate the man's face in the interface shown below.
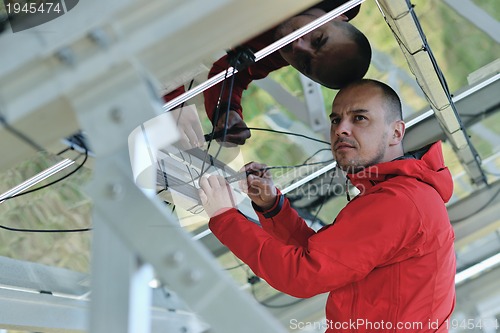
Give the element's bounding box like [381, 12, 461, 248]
[275, 10, 352, 87]
[329, 84, 394, 173]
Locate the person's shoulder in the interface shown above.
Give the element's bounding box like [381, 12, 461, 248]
[347, 181, 417, 214]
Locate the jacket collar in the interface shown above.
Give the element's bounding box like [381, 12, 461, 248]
[346, 141, 453, 203]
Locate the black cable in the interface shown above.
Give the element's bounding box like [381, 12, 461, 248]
[1, 151, 88, 202]
[484, 169, 500, 177]
[0, 112, 45, 152]
[208, 65, 239, 169]
[250, 282, 305, 309]
[309, 174, 335, 225]
[0, 149, 92, 233]
[200, 65, 231, 176]
[265, 160, 334, 172]
[221, 66, 238, 144]
[223, 254, 248, 271]
[303, 148, 332, 164]
[0, 224, 91, 233]
[204, 50, 243, 177]
[224, 262, 246, 270]
[450, 186, 500, 223]
[240, 253, 304, 309]
[1, 142, 88, 202]
[385, 2, 487, 186]
[179, 80, 195, 109]
[204, 126, 331, 145]
[56, 146, 73, 156]
[224, 254, 248, 277]
[248, 127, 331, 145]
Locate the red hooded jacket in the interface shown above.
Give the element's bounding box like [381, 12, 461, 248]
[209, 141, 456, 332]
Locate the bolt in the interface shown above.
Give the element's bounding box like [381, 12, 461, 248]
[106, 183, 124, 200]
[109, 108, 123, 123]
[89, 28, 111, 49]
[56, 47, 76, 66]
[185, 269, 202, 284]
[166, 251, 184, 267]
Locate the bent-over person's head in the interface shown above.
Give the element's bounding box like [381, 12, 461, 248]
[275, 8, 372, 89]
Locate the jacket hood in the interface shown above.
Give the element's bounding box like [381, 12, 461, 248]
[348, 141, 453, 203]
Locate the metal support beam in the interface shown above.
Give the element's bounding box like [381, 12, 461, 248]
[443, 0, 500, 44]
[89, 216, 153, 333]
[0, 0, 320, 171]
[0, 288, 86, 333]
[299, 74, 329, 135]
[404, 74, 500, 152]
[376, 0, 488, 186]
[70, 61, 288, 332]
[449, 180, 500, 243]
[0, 287, 208, 333]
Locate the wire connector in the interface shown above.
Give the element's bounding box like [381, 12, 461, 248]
[226, 46, 255, 71]
[247, 275, 261, 285]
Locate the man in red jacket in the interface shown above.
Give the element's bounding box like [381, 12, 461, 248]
[199, 79, 456, 332]
[166, 1, 371, 146]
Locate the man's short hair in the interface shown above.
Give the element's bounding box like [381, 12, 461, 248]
[347, 79, 403, 122]
[321, 22, 372, 89]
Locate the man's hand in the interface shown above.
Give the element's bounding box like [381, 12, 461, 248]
[240, 162, 277, 210]
[171, 105, 206, 150]
[199, 175, 236, 217]
[214, 110, 251, 146]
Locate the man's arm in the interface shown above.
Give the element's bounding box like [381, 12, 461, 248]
[240, 162, 315, 246]
[254, 191, 316, 247]
[201, 175, 426, 298]
[203, 29, 288, 145]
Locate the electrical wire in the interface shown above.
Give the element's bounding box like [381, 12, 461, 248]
[0, 146, 88, 202]
[0, 112, 45, 152]
[266, 160, 334, 172]
[200, 65, 231, 176]
[308, 174, 335, 225]
[450, 186, 500, 224]
[247, 127, 330, 145]
[378, 0, 487, 185]
[483, 169, 500, 177]
[237, 234, 306, 309]
[211, 67, 238, 163]
[200, 51, 243, 177]
[224, 262, 246, 270]
[303, 148, 332, 164]
[0, 154, 92, 233]
[0, 137, 92, 233]
[0, 224, 91, 233]
[250, 278, 305, 309]
[224, 255, 247, 271]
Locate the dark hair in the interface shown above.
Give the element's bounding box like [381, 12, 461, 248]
[349, 79, 402, 122]
[319, 22, 372, 89]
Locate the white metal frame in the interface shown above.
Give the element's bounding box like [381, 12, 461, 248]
[1, 0, 324, 331]
[1, 0, 497, 331]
